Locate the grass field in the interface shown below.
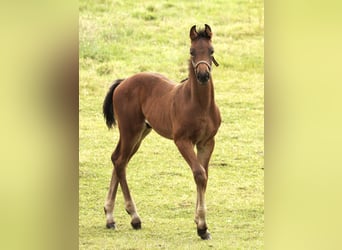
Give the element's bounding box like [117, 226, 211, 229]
[79, 0, 263, 249]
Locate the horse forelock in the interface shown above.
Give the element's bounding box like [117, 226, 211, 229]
[193, 29, 212, 40]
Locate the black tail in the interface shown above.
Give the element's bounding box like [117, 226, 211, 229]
[103, 79, 125, 129]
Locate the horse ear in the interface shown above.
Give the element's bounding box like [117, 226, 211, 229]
[190, 25, 198, 40]
[204, 24, 212, 39]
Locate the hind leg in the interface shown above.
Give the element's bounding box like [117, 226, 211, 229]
[104, 140, 121, 229]
[104, 123, 151, 229]
[122, 126, 151, 229]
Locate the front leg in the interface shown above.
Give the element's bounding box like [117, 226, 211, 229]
[196, 139, 215, 176]
[195, 139, 215, 232]
[174, 139, 211, 240]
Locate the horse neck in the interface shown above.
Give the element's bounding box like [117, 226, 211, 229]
[187, 61, 215, 110]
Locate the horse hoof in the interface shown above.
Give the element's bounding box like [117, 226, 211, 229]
[197, 228, 211, 240]
[131, 220, 141, 230]
[131, 221, 141, 230]
[106, 222, 116, 229]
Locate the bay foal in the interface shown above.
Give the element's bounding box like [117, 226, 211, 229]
[103, 24, 221, 240]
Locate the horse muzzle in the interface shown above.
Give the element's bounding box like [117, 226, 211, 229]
[196, 71, 210, 84]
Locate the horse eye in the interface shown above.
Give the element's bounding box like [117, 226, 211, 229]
[209, 49, 214, 55]
[190, 49, 195, 56]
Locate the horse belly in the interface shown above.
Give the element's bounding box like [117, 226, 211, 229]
[144, 109, 173, 139]
[151, 125, 173, 139]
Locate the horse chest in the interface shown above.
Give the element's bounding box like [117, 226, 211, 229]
[176, 114, 218, 144]
[194, 116, 216, 135]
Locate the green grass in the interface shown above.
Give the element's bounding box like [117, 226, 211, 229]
[80, 0, 263, 249]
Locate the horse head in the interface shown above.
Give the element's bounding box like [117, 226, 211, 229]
[189, 24, 219, 84]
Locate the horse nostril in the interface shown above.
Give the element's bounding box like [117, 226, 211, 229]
[205, 72, 209, 80]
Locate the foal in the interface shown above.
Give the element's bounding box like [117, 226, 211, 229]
[103, 24, 221, 240]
